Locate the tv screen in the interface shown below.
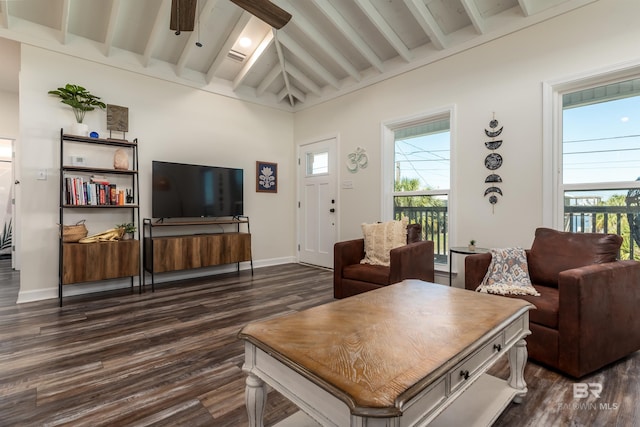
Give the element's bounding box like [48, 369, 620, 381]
[152, 161, 244, 219]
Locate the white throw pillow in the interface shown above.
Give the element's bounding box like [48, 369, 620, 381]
[360, 217, 408, 266]
[476, 247, 540, 296]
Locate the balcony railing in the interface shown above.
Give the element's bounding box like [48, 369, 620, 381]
[393, 204, 640, 263]
[565, 205, 640, 260]
[394, 206, 448, 264]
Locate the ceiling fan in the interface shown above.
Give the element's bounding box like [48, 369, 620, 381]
[170, 0, 292, 34]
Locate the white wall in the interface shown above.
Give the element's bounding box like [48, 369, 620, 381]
[293, 0, 640, 285]
[17, 46, 294, 301]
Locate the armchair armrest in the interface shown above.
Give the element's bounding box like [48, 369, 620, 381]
[389, 240, 435, 284]
[334, 238, 365, 269]
[558, 260, 640, 377]
[464, 253, 492, 290]
[333, 239, 364, 288]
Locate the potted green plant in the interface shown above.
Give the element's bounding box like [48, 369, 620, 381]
[468, 239, 476, 251]
[116, 222, 137, 240]
[48, 84, 106, 135]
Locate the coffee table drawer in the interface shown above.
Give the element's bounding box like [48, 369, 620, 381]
[450, 334, 504, 392]
[505, 313, 528, 345]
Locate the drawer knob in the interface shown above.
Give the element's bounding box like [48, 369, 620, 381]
[460, 370, 470, 380]
[493, 343, 502, 352]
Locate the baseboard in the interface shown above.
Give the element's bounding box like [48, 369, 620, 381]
[17, 256, 298, 304]
[254, 256, 297, 268]
[140, 256, 297, 285]
[17, 287, 58, 303]
[17, 279, 135, 303]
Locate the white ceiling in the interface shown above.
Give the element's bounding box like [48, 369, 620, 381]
[0, 0, 596, 111]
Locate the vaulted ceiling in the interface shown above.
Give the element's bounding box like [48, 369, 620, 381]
[0, 0, 595, 111]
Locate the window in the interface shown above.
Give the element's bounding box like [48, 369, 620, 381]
[306, 151, 328, 175]
[383, 109, 452, 265]
[557, 77, 640, 260]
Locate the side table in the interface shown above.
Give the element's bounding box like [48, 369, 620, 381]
[449, 246, 490, 286]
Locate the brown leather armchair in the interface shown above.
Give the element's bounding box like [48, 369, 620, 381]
[334, 223, 435, 299]
[465, 227, 640, 378]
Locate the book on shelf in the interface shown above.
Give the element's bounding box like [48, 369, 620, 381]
[90, 175, 110, 185]
[63, 175, 130, 206]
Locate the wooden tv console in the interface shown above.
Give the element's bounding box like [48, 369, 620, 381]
[142, 217, 253, 292]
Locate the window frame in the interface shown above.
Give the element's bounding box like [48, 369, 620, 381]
[381, 105, 456, 268]
[543, 61, 640, 230]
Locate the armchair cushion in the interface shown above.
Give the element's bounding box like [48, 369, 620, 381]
[528, 227, 622, 287]
[514, 285, 559, 329]
[343, 264, 390, 286]
[361, 217, 408, 266]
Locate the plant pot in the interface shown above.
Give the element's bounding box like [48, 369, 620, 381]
[468, 244, 476, 251]
[68, 123, 89, 136]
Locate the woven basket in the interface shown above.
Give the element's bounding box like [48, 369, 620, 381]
[61, 220, 88, 243]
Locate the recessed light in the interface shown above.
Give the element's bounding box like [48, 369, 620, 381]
[239, 37, 252, 48]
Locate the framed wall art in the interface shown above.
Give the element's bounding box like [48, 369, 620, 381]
[106, 104, 129, 140]
[256, 161, 277, 193]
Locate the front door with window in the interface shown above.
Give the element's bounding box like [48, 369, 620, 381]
[297, 138, 337, 268]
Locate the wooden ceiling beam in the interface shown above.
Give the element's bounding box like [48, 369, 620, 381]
[59, 0, 70, 44]
[176, 0, 219, 76]
[519, 0, 565, 16]
[273, 0, 361, 82]
[403, 0, 447, 50]
[285, 62, 321, 96]
[276, 31, 340, 89]
[278, 85, 304, 104]
[233, 30, 274, 90]
[459, 0, 486, 34]
[518, 0, 534, 17]
[103, 0, 122, 56]
[0, 1, 8, 29]
[273, 30, 294, 106]
[206, 10, 250, 83]
[142, 0, 171, 67]
[256, 64, 281, 96]
[355, 0, 412, 62]
[312, 0, 384, 73]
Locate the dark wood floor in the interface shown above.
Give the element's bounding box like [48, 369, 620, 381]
[0, 260, 638, 426]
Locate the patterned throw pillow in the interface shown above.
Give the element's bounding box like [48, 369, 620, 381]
[476, 247, 540, 296]
[360, 217, 409, 266]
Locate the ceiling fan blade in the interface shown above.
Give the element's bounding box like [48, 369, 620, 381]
[230, 0, 291, 29]
[170, 0, 197, 32]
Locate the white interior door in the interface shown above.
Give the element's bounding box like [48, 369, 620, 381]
[298, 138, 337, 268]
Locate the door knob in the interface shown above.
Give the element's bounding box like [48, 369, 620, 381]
[329, 208, 335, 213]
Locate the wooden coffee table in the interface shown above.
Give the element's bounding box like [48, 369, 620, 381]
[238, 280, 533, 426]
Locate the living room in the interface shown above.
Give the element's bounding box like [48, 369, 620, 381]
[1, 0, 639, 425]
[1, 0, 637, 301]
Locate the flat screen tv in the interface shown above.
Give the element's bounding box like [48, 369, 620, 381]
[152, 160, 244, 219]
